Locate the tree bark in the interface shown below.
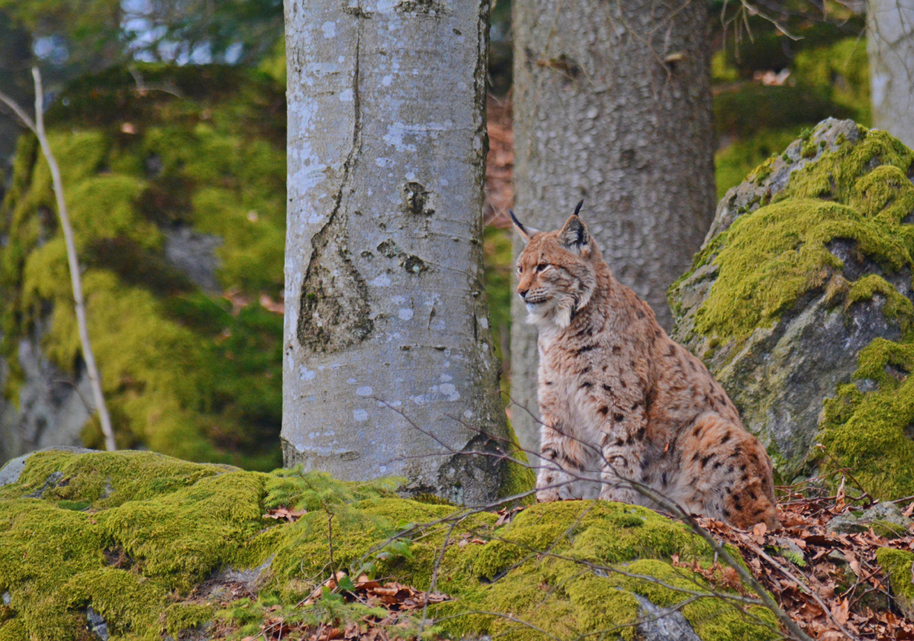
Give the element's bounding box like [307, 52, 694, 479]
[510, 0, 716, 455]
[283, 0, 514, 504]
[868, 0, 914, 148]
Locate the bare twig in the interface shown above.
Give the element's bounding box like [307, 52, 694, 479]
[0, 68, 116, 451]
[328, 513, 336, 579]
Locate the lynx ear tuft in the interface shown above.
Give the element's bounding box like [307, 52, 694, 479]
[573, 199, 584, 218]
[559, 214, 589, 254]
[510, 210, 539, 245]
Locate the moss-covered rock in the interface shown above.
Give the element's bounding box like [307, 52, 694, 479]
[0, 449, 779, 640]
[0, 65, 287, 469]
[670, 119, 914, 497]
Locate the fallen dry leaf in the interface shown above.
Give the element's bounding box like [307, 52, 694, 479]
[263, 507, 307, 523]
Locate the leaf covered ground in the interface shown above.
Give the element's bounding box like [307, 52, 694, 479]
[699, 478, 914, 640]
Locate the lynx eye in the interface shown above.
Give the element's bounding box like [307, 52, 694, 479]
[516, 265, 523, 275]
[535, 263, 551, 273]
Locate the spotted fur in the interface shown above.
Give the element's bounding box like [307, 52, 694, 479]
[513, 209, 777, 529]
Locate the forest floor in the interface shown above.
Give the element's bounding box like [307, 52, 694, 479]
[227, 486, 914, 641]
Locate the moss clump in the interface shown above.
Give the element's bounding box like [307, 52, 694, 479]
[0, 64, 286, 469]
[163, 603, 215, 638]
[846, 275, 914, 328]
[818, 339, 914, 498]
[874, 548, 914, 615]
[0, 450, 776, 640]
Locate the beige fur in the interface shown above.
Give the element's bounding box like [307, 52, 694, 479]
[513, 209, 777, 529]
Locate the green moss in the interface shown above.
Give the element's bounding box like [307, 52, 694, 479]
[483, 224, 513, 379]
[694, 127, 914, 344]
[875, 548, 914, 609]
[818, 339, 914, 499]
[163, 603, 215, 637]
[0, 450, 776, 640]
[64, 568, 166, 640]
[846, 275, 913, 328]
[0, 64, 287, 469]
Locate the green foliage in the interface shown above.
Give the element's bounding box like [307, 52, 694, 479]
[0, 64, 286, 469]
[714, 13, 865, 79]
[714, 85, 849, 138]
[0, 450, 779, 640]
[0, 0, 282, 70]
[714, 37, 871, 198]
[792, 38, 870, 123]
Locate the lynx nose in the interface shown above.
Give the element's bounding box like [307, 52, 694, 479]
[517, 287, 528, 300]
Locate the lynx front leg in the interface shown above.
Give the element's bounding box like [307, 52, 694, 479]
[598, 428, 647, 506]
[536, 422, 596, 501]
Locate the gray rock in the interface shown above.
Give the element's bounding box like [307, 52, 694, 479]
[0, 320, 95, 467]
[0, 454, 28, 488]
[205, 555, 274, 598]
[826, 512, 869, 535]
[163, 226, 222, 293]
[669, 118, 914, 479]
[826, 503, 913, 537]
[0, 446, 94, 488]
[860, 501, 910, 524]
[775, 537, 806, 566]
[86, 606, 109, 641]
[634, 594, 701, 641]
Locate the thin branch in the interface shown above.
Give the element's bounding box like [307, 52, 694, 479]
[0, 69, 116, 451]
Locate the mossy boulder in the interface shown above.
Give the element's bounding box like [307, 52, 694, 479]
[0, 65, 287, 469]
[0, 448, 779, 640]
[669, 119, 914, 498]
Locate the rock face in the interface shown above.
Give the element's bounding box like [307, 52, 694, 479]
[0, 330, 93, 464]
[0, 449, 777, 640]
[0, 65, 287, 470]
[670, 119, 914, 498]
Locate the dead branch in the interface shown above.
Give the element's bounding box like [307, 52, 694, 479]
[0, 68, 116, 452]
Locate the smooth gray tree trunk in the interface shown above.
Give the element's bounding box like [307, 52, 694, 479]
[510, 0, 716, 456]
[283, 0, 514, 504]
[868, 0, 914, 148]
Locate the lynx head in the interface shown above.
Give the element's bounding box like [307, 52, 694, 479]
[511, 201, 599, 329]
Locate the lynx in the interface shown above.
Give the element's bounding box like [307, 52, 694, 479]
[512, 204, 777, 529]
